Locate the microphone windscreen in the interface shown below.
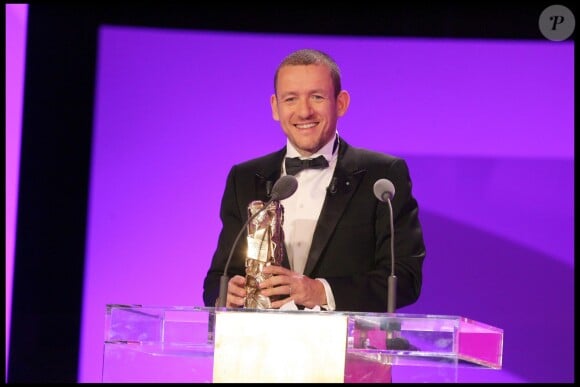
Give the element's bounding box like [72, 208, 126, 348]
[373, 178, 395, 202]
[271, 175, 298, 200]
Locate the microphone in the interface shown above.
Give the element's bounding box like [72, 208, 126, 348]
[374, 178, 416, 351]
[216, 175, 298, 307]
[373, 178, 396, 313]
[374, 178, 395, 203]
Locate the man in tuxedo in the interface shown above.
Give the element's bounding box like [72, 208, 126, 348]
[203, 48, 425, 312]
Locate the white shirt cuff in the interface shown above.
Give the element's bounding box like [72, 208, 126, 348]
[315, 278, 336, 311]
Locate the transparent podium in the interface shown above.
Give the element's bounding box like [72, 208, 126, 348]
[102, 304, 503, 383]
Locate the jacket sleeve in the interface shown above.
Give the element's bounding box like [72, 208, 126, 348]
[202, 166, 247, 306]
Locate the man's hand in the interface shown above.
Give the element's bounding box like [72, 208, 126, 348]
[259, 265, 327, 309]
[226, 275, 246, 308]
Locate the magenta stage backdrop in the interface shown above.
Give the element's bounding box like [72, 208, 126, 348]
[76, 26, 573, 382]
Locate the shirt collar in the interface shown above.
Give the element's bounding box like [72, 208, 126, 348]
[285, 132, 338, 162]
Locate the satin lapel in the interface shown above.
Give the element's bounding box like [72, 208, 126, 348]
[303, 141, 367, 276]
[253, 148, 285, 201]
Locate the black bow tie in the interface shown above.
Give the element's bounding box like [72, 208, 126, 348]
[285, 155, 329, 176]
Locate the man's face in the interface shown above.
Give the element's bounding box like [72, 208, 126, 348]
[271, 64, 349, 157]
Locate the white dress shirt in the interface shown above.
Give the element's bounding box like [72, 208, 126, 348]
[281, 133, 339, 310]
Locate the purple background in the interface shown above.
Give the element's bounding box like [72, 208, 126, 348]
[78, 26, 573, 382]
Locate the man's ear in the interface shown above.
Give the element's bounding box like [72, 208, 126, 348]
[270, 94, 280, 121]
[336, 90, 350, 117]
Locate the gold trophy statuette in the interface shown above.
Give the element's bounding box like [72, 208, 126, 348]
[244, 200, 285, 309]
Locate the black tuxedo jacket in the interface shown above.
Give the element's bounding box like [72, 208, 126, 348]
[203, 138, 426, 312]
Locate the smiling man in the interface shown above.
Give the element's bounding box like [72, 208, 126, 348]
[203, 49, 426, 313]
